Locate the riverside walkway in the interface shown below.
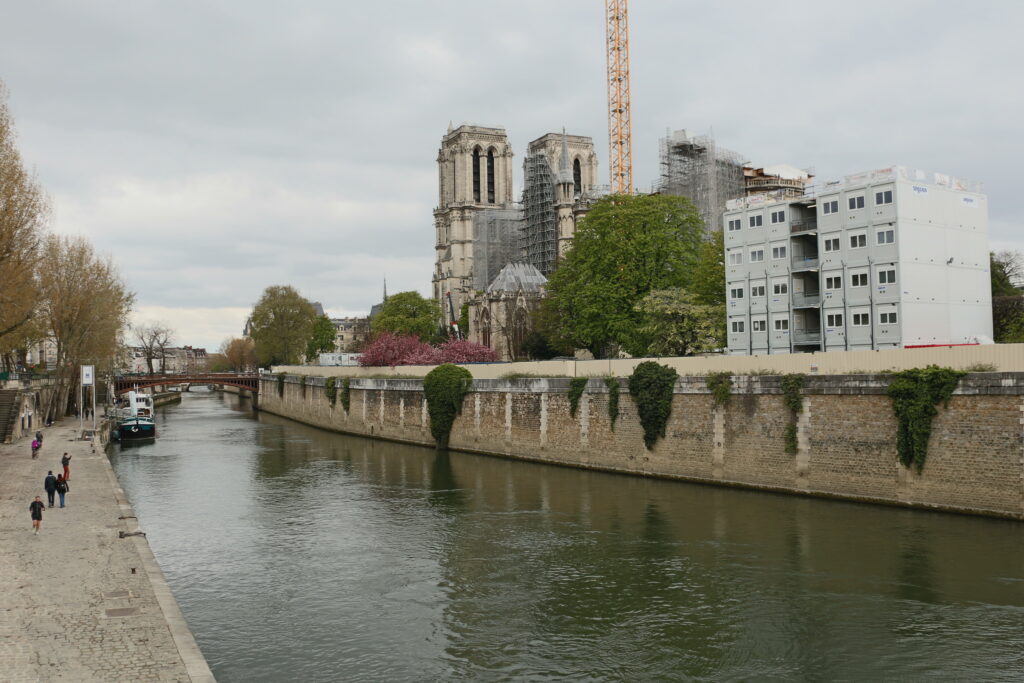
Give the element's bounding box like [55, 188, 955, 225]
[0, 419, 214, 682]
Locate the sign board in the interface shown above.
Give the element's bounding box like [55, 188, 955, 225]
[81, 365, 95, 387]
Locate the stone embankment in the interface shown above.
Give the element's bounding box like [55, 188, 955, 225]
[0, 418, 214, 682]
[258, 372, 1024, 520]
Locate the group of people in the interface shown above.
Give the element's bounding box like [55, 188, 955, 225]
[28, 437, 72, 535]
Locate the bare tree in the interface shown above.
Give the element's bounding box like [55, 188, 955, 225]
[134, 322, 174, 374]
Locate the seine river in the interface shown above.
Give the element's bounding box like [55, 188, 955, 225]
[108, 390, 1024, 682]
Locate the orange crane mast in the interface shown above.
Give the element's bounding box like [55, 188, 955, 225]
[605, 0, 633, 195]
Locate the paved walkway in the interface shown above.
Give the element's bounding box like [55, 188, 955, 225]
[0, 419, 214, 682]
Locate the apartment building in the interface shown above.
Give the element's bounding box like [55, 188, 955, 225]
[724, 166, 991, 355]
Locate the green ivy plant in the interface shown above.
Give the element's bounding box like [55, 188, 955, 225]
[706, 371, 733, 407]
[325, 376, 337, 406]
[604, 376, 620, 430]
[276, 372, 285, 398]
[780, 374, 805, 454]
[886, 365, 965, 472]
[628, 361, 678, 449]
[423, 364, 473, 449]
[568, 377, 588, 417]
[340, 377, 351, 412]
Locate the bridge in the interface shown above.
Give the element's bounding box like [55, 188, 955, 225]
[113, 373, 260, 396]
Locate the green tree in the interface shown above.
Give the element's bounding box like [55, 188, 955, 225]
[991, 250, 1024, 342]
[545, 194, 705, 357]
[249, 285, 317, 366]
[635, 288, 723, 356]
[371, 291, 440, 341]
[991, 251, 1021, 298]
[691, 230, 725, 306]
[306, 315, 337, 360]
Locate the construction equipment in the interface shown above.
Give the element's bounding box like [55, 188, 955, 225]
[605, 0, 633, 195]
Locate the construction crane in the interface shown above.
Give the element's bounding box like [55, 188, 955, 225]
[605, 0, 633, 195]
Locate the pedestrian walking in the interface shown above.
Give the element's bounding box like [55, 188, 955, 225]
[31, 439, 40, 459]
[29, 496, 44, 534]
[35, 430, 43, 445]
[55, 475, 69, 508]
[43, 471, 57, 508]
[61, 452, 71, 480]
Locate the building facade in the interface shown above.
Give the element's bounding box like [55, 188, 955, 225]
[724, 166, 991, 354]
[467, 262, 547, 361]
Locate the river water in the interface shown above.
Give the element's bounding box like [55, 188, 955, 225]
[108, 390, 1024, 682]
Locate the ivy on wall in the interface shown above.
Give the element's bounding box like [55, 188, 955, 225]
[325, 376, 337, 406]
[298, 374, 307, 398]
[604, 376, 620, 430]
[886, 365, 965, 472]
[628, 361, 678, 450]
[276, 373, 285, 398]
[423, 364, 473, 449]
[340, 378, 351, 413]
[780, 374, 805, 454]
[568, 377, 588, 418]
[706, 371, 733, 407]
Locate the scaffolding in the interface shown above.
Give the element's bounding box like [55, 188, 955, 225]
[658, 129, 746, 234]
[472, 207, 524, 291]
[521, 153, 559, 276]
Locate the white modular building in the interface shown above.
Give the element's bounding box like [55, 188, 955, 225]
[723, 166, 991, 355]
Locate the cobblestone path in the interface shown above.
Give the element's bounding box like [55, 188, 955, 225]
[0, 419, 214, 682]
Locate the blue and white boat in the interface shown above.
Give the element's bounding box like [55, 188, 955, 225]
[116, 391, 156, 440]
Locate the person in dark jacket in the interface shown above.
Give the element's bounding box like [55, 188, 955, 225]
[43, 471, 57, 508]
[61, 452, 71, 480]
[29, 496, 44, 534]
[55, 475, 69, 508]
[35, 430, 43, 445]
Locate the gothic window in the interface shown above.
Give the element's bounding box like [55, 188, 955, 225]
[512, 307, 529, 358]
[480, 308, 491, 348]
[573, 158, 582, 196]
[472, 147, 481, 203]
[487, 149, 496, 203]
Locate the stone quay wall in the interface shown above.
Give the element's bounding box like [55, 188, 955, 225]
[256, 373, 1024, 520]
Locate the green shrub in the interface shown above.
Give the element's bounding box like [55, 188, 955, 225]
[780, 374, 805, 455]
[340, 377, 351, 412]
[276, 373, 285, 398]
[423, 364, 473, 449]
[886, 366, 965, 472]
[604, 376, 620, 430]
[706, 371, 733, 407]
[964, 362, 997, 372]
[568, 377, 588, 417]
[628, 361, 678, 449]
[325, 376, 337, 406]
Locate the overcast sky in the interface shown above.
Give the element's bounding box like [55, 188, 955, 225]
[1, 1, 1020, 350]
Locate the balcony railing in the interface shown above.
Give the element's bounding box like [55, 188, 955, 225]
[791, 292, 821, 307]
[790, 217, 817, 233]
[791, 255, 819, 270]
[792, 331, 822, 344]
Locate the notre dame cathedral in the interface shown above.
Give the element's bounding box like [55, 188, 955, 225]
[432, 123, 600, 359]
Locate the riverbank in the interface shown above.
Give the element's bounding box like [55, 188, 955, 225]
[0, 417, 214, 681]
[258, 372, 1024, 521]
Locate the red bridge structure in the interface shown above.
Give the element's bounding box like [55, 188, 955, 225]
[113, 373, 260, 396]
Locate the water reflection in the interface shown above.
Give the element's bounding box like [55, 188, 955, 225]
[110, 392, 1024, 682]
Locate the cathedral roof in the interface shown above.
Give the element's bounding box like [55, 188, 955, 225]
[486, 262, 548, 294]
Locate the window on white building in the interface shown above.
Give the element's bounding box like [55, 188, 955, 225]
[774, 317, 790, 331]
[773, 280, 789, 295]
[826, 313, 843, 327]
[751, 284, 766, 297]
[875, 189, 893, 205]
[728, 218, 742, 232]
[822, 199, 839, 214]
[848, 195, 865, 210]
[730, 287, 745, 299]
[772, 245, 787, 260]
[878, 269, 896, 284]
[852, 313, 870, 326]
[825, 276, 842, 290]
[750, 249, 765, 262]
[850, 233, 867, 249]
[851, 273, 868, 287]
[731, 321, 745, 333]
[728, 251, 742, 265]
[749, 214, 763, 227]
[752, 319, 767, 332]
[880, 311, 898, 324]
[876, 229, 895, 245]
[770, 210, 786, 224]
[823, 236, 840, 252]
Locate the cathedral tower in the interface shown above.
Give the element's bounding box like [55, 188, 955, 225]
[433, 124, 514, 322]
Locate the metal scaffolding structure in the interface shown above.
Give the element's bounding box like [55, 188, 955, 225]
[521, 153, 559, 277]
[658, 129, 746, 234]
[472, 207, 524, 291]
